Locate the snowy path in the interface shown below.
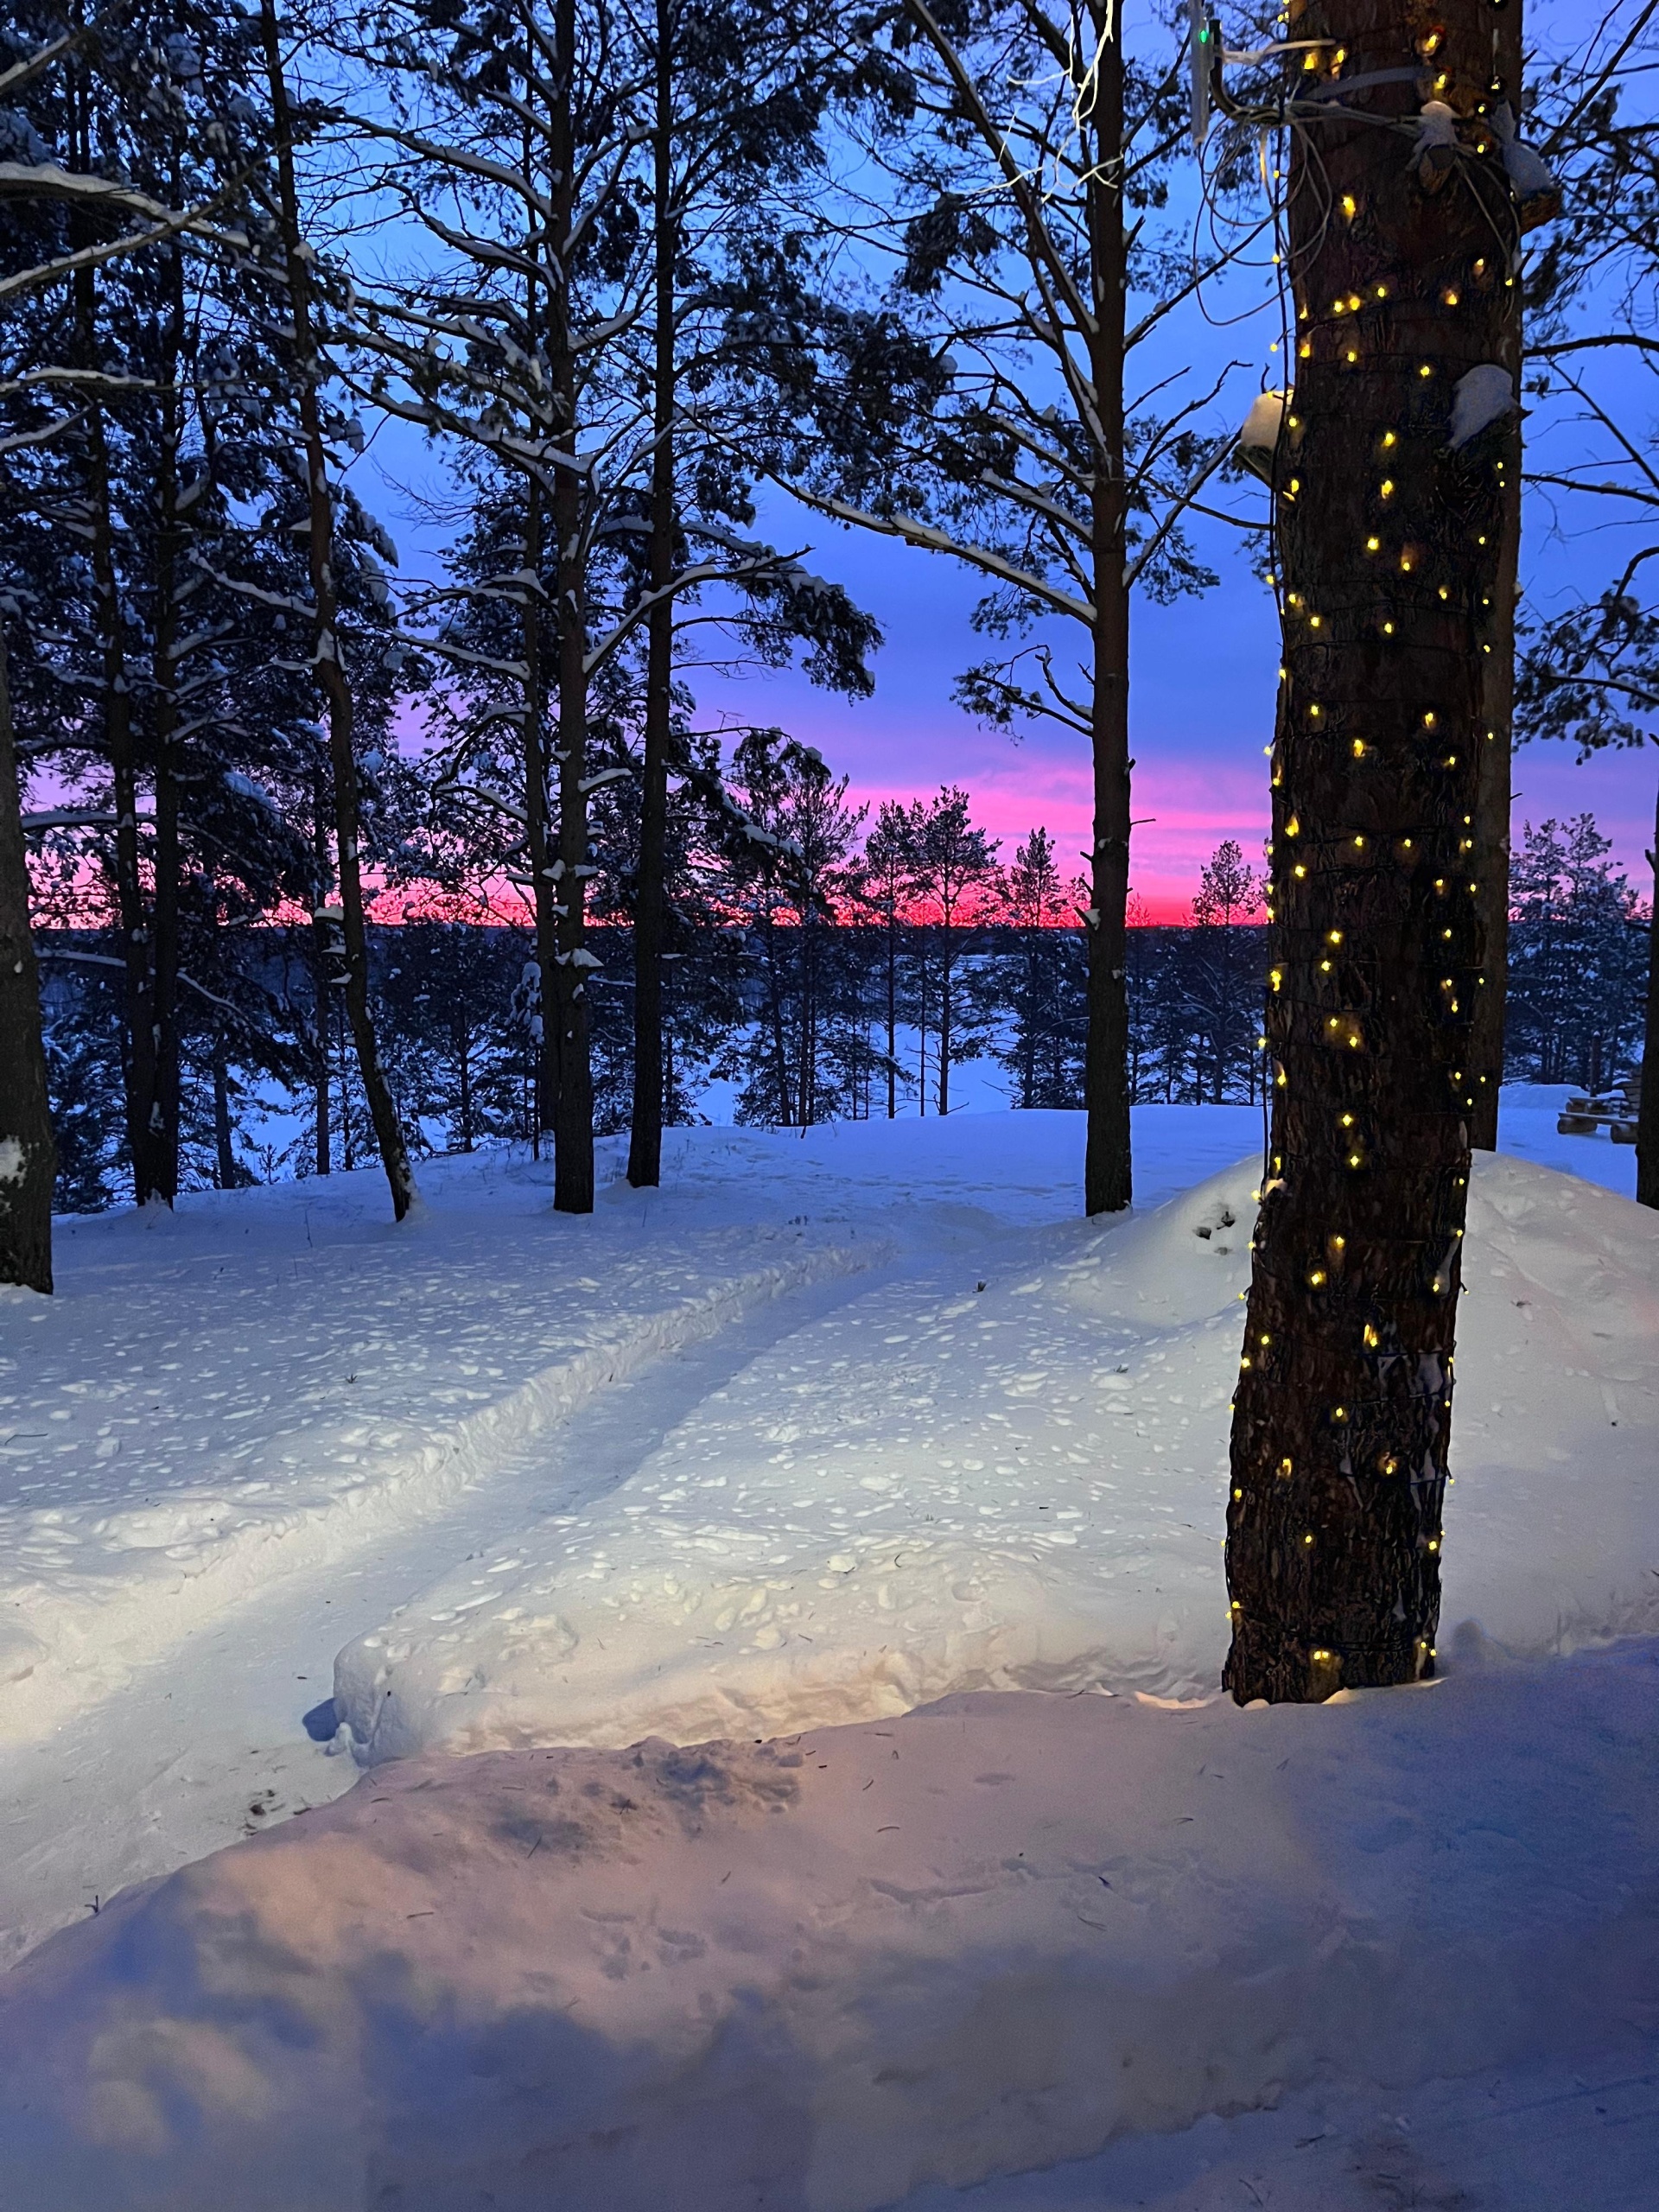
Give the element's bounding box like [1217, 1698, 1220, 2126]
[0, 1262, 893, 1967]
[0, 1177, 879, 1746]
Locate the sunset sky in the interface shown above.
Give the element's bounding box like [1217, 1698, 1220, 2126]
[690, 486, 1656, 925]
[370, 391, 1655, 931]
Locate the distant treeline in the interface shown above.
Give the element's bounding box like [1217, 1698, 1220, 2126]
[38, 812, 1647, 1211]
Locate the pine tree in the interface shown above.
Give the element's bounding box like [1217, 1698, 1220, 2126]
[995, 825, 1084, 1109]
[1517, 593, 1659, 1201]
[861, 798, 925, 1116]
[717, 728, 870, 1127]
[624, 0, 874, 1185]
[0, 0, 279, 1269]
[1224, 0, 1535, 1704]
[906, 785, 1000, 1116]
[0, 611, 54, 1281]
[257, 0, 416, 1219]
[783, 0, 1240, 1209]
[1503, 2, 1656, 1197]
[346, 0, 874, 1208]
[1186, 839, 1265, 1105]
[1506, 816, 1648, 1089]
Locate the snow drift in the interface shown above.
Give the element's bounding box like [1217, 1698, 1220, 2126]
[3, 1646, 1656, 2211]
[334, 1150, 1659, 1764]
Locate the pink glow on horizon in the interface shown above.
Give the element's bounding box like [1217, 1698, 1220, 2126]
[842, 756, 1274, 926]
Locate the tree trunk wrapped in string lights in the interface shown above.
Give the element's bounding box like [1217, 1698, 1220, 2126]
[1224, 0, 1524, 1705]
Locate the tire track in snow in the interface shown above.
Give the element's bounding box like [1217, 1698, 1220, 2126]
[0, 1260, 899, 1966]
[0, 1236, 886, 1753]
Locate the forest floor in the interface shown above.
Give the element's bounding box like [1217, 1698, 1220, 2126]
[0, 1096, 1655, 2208]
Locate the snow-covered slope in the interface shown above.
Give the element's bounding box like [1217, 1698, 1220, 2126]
[334, 1146, 1659, 1762]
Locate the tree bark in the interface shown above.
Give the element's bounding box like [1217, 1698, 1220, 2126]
[310, 771, 332, 1175]
[628, 0, 676, 1190]
[0, 617, 56, 1291]
[1084, 14, 1132, 1215]
[213, 1038, 237, 1189]
[520, 474, 562, 1150]
[71, 71, 158, 1207]
[546, 0, 594, 1213]
[84, 392, 158, 1204]
[1470, 267, 1522, 1148]
[886, 907, 898, 1118]
[147, 226, 189, 1207]
[1638, 763, 1659, 1208]
[260, 0, 416, 1221]
[1224, 0, 1519, 1704]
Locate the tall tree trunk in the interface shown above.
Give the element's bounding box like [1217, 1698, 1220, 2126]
[520, 475, 561, 1150]
[1470, 281, 1522, 1148]
[937, 931, 952, 1115]
[628, 0, 676, 1190]
[213, 1037, 237, 1189]
[761, 902, 791, 1124]
[918, 938, 928, 1115]
[310, 772, 332, 1175]
[457, 1015, 474, 1151]
[260, 0, 416, 1221]
[515, 118, 561, 1156]
[85, 395, 157, 1203]
[148, 228, 188, 1207]
[1084, 15, 1132, 1214]
[1638, 765, 1659, 1208]
[72, 75, 157, 1207]
[1224, 0, 1519, 1704]
[546, 0, 594, 1213]
[885, 907, 898, 1117]
[0, 618, 56, 1291]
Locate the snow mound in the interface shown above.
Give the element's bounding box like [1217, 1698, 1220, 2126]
[4, 1645, 1657, 2210]
[334, 1151, 1659, 1764]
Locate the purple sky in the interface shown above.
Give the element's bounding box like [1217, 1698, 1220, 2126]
[696, 493, 1656, 925]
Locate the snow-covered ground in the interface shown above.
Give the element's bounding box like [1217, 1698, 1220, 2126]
[0, 1091, 1655, 2207]
[3, 1649, 1657, 2209]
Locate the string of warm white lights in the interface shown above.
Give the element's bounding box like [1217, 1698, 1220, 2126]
[1206, 3, 1541, 1699]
